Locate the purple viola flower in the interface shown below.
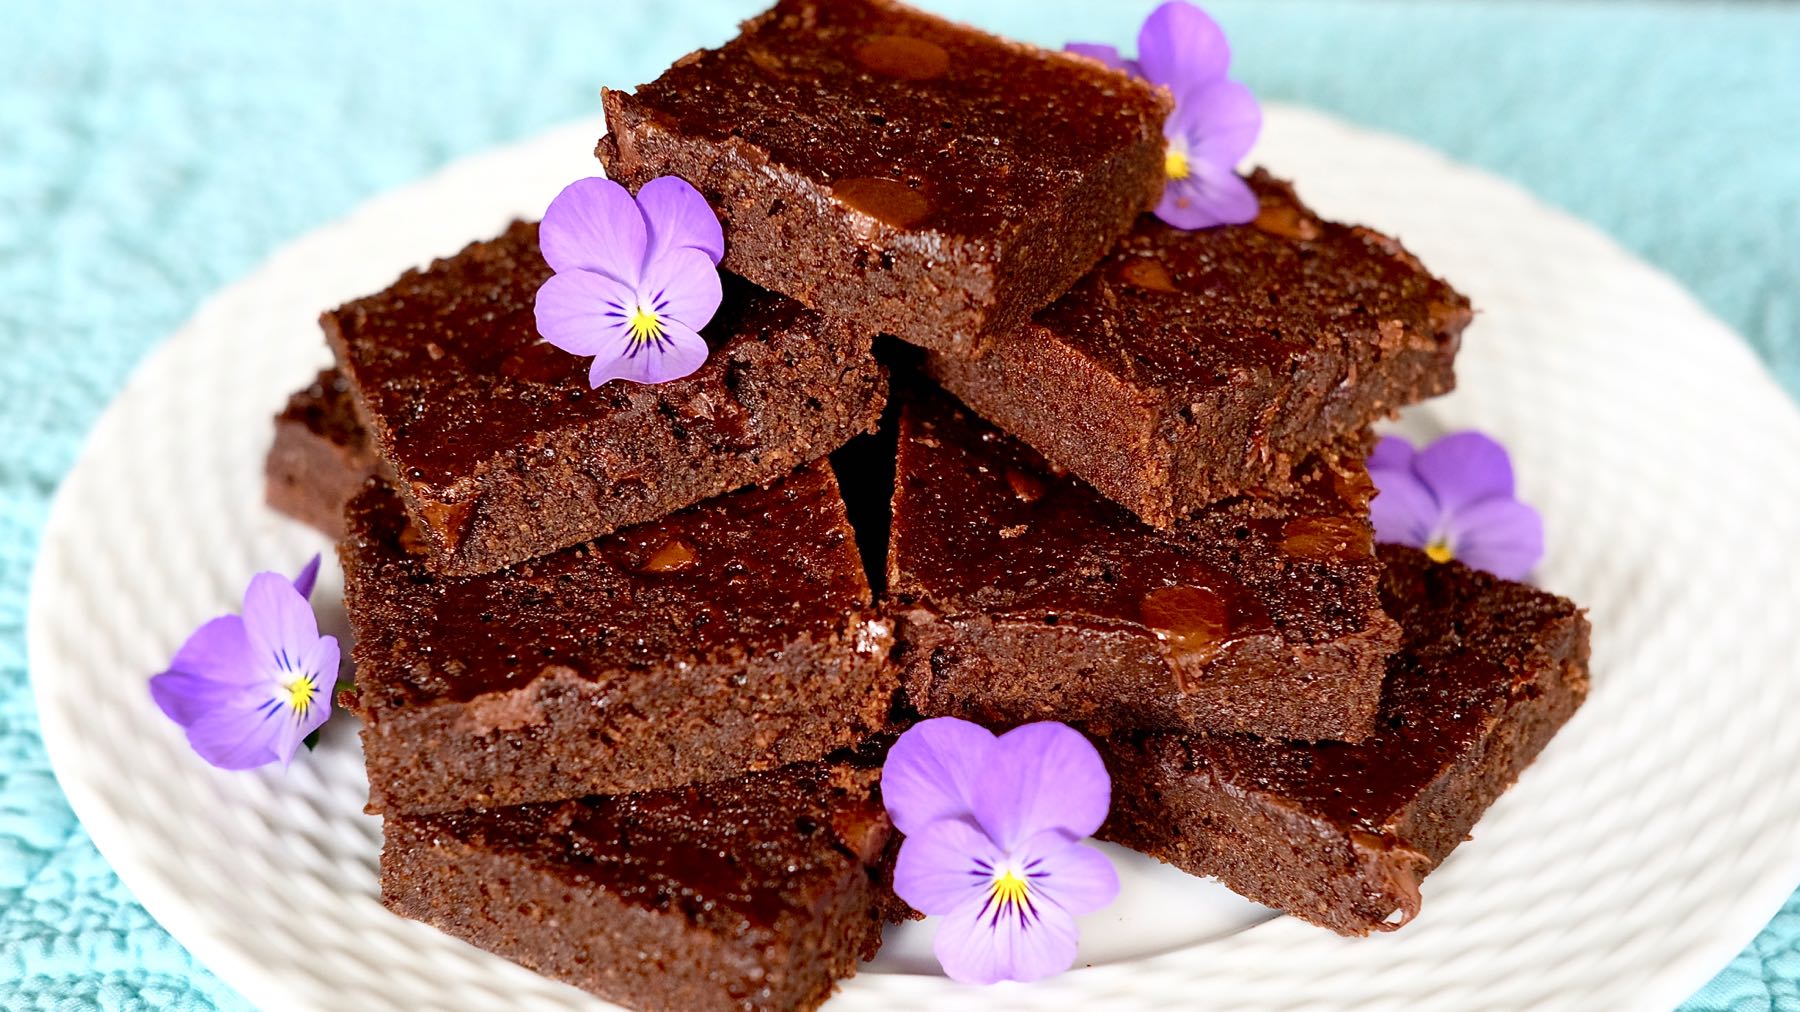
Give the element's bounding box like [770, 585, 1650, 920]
[1068, 1, 1262, 229]
[533, 176, 725, 388]
[1368, 433, 1545, 581]
[149, 556, 340, 770]
[884, 718, 1120, 985]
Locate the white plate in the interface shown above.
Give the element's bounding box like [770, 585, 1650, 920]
[29, 106, 1800, 1011]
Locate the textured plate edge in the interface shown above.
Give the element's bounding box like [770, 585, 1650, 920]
[23, 105, 1800, 1012]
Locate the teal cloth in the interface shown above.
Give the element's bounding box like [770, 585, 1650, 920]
[3, 1, 1797, 1007]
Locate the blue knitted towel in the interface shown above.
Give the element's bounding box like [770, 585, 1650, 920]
[3, 1, 1795, 1007]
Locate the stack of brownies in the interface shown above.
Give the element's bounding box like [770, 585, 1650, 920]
[264, 1, 1591, 1008]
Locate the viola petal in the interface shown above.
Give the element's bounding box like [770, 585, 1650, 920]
[932, 878, 1082, 985]
[1017, 829, 1120, 917]
[1369, 465, 1441, 550]
[1155, 177, 1212, 230]
[636, 176, 725, 267]
[587, 317, 711, 388]
[157, 614, 259, 691]
[1195, 161, 1260, 225]
[304, 633, 343, 710]
[893, 816, 1001, 916]
[882, 717, 996, 836]
[293, 634, 343, 740]
[1137, 0, 1230, 89]
[151, 652, 265, 728]
[270, 701, 311, 769]
[1064, 43, 1141, 79]
[1155, 163, 1257, 230]
[539, 177, 648, 285]
[534, 269, 639, 359]
[639, 247, 723, 334]
[969, 722, 1111, 850]
[182, 696, 286, 770]
[1178, 79, 1262, 165]
[241, 573, 320, 679]
[1413, 431, 1516, 514]
[268, 634, 339, 768]
[1368, 435, 1418, 473]
[272, 638, 340, 768]
[291, 554, 321, 600]
[1446, 496, 1544, 581]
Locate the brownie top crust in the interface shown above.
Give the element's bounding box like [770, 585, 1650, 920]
[403, 753, 893, 937]
[1035, 171, 1470, 406]
[1167, 546, 1591, 832]
[889, 388, 1387, 666]
[613, 0, 1169, 240]
[324, 220, 843, 492]
[342, 465, 875, 709]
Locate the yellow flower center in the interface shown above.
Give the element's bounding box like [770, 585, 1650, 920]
[286, 674, 317, 717]
[1425, 539, 1455, 564]
[627, 304, 665, 345]
[1165, 147, 1192, 181]
[990, 868, 1030, 909]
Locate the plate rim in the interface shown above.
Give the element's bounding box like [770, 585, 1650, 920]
[29, 103, 1800, 1012]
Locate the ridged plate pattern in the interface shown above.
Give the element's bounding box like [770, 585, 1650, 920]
[29, 107, 1800, 1011]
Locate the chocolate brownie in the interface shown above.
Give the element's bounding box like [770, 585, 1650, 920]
[382, 750, 903, 1012]
[265, 369, 383, 538]
[889, 387, 1398, 742]
[925, 171, 1470, 526]
[1097, 546, 1590, 935]
[341, 468, 896, 815]
[597, 0, 1170, 358]
[323, 220, 887, 576]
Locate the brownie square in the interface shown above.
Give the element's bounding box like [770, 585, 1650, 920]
[926, 171, 1470, 526]
[341, 467, 896, 815]
[598, 0, 1171, 358]
[382, 751, 902, 1012]
[265, 369, 384, 538]
[887, 386, 1399, 742]
[323, 220, 887, 576]
[1097, 546, 1591, 935]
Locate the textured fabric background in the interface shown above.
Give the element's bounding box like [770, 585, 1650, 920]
[3, 1, 1797, 1008]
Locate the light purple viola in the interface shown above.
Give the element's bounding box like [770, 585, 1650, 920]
[533, 176, 725, 388]
[149, 556, 340, 770]
[1068, 1, 1262, 229]
[1368, 432, 1545, 581]
[884, 718, 1120, 985]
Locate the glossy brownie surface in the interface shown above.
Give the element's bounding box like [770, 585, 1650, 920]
[610, 0, 1163, 238]
[1099, 546, 1591, 934]
[383, 751, 901, 1012]
[888, 387, 1397, 740]
[927, 171, 1469, 524]
[341, 469, 895, 812]
[599, 0, 1169, 355]
[324, 220, 885, 574]
[347, 469, 872, 707]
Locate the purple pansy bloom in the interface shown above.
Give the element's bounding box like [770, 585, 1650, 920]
[1068, 1, 1262, 229]
[533, 176, 725, 388]
[1368, 433, 1545, 581]
[884, 718, 1120, 985]
[149, 556, 340, 770]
